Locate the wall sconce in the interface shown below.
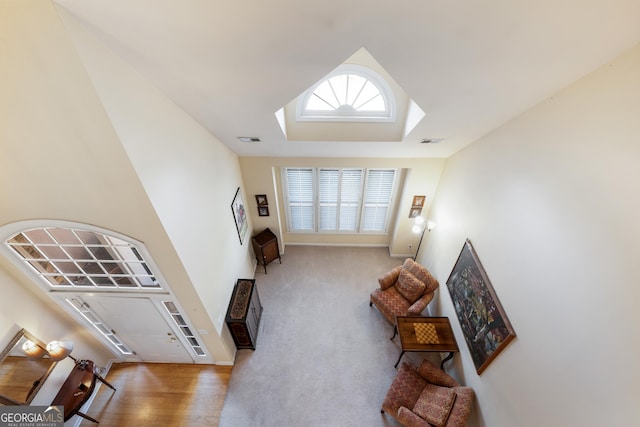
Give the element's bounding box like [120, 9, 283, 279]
[21, 340, 47, 360]
[412, 217, 436, 261]
[46, 340, 77, 362]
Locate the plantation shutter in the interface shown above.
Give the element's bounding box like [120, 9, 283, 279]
[339, 169, 363, 231]
[285, 168, 314, 231]
[318, 169, 339, 230]
[361, 169, 396, 231]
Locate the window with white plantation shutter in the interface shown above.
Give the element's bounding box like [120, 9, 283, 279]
[318, 169, 339, 231]
[284, 168, 314, 231]
[339, 169, 363, 231]
[361, 169, 396, 231]
[282, 167, 395, 233]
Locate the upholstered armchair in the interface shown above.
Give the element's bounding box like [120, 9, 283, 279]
[370, 258, 439, 324]
[381, 359, 474, 427]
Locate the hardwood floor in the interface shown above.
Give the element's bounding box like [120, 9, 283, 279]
[79, 362, 232, 427]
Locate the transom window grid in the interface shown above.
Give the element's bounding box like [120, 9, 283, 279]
[5, 227, 161, 290]
[283, 168, 397, 233]
[297, 65, 395, 122]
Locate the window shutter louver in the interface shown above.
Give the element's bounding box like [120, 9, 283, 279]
[319, 169, 339, 231]
[283, 167, 395, 234]
[339, 169, 363, 231]
[362, 169, 395, 231]
[285, 168, 314, 231]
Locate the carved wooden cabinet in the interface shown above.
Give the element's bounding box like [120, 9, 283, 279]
[225, 279, 263, 350]
[251, 228, 281, 274]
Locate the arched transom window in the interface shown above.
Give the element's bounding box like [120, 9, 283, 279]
[297, 64, 396, 122]
[5, 226, 161, 289]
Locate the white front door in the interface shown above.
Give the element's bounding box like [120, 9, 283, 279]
[83, 295, 193, 363]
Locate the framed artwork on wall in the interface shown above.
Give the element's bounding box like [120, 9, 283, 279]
[255, 194, 268, 206]
[258, 206, 269, 217]
[446, 239, 516, 374]
[231, 187, 248, 244]
[409, 207, 422, 218]
[412, 195, 426, 207]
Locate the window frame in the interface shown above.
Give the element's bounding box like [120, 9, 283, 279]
[296, 64, 396, 123]
[282, 167, 398, 234]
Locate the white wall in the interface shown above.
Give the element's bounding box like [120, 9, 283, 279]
[421, 44, 640, 426]
[57, 7, 256, 363]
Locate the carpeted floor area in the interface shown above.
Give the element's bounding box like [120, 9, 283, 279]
[219, 245, 438, 427]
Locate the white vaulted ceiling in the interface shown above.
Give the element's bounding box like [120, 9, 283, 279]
[54, 0, 640, 158]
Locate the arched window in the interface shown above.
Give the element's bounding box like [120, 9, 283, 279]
[297, 64, 396, 122]
[5, 226, 161, 289]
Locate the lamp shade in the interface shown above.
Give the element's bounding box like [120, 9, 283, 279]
[46, 340, 73, 362]
[22, 340, 47, 360]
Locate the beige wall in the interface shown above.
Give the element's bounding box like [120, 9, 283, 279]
[239, 157, 445, 257]
[421, 44, 640, 426]
[0, 0, 249, 366]
[59, 8, 255, 363]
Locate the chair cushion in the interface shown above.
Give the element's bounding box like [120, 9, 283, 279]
[402, 258, 439, 294]
[381, 362, 428, 416]
[412, 383, 457, 427]
[370, 287, 411, 324]
[396, 269, 426, 303]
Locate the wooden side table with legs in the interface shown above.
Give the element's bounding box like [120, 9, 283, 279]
[51, 359, 116, 423]
[391, 316, 459, 369]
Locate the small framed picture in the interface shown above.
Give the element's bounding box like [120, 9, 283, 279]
[409, 207, 423, 218]
[255, 194, 268, 206]
[258, 206, 269, 217]
[412, 195, 426, 207]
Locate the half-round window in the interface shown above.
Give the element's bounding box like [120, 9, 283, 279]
[296, 65, 396, 122]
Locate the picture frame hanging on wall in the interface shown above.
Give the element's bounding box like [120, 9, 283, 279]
[255, 194, 268, 206]
[446, 239, 516, 374]
[231, 187, 248, 245]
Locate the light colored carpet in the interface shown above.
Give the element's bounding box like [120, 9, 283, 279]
[219, 245, 439, 427]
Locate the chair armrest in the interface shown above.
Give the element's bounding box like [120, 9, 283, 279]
[444, 387, 475, 427]
[378, 266, 402, 290]
[407, 292, 435, 316]
[416, 359, 460, 388]
[397, 406, 432, 427]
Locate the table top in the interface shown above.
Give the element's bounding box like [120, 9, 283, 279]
[51, 360, 96, 421]
[396, 316, 459, 353]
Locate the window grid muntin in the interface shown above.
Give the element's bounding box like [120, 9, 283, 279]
[162, 301, 206, 357]
[297, 64, 396, 122]
[6, 227, 161, 290]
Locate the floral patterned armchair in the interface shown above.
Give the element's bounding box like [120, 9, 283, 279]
[370, 258, 439, 324]
[381, 359, 474, 427]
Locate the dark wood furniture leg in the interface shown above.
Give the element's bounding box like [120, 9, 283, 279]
[77, 411, 99, 424]
[440, 352, 455, 370]
[96, 374, 116, 391]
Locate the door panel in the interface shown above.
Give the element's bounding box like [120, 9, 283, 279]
[83, 295, 193, 363]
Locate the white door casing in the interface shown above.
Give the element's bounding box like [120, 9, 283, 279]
[80, 295, 193, 363]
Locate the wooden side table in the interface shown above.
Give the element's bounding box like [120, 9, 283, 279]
[251, 228, 281, 274]
[391, 316, 459, 369]
[51, 359, 116, 423]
